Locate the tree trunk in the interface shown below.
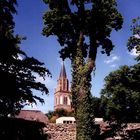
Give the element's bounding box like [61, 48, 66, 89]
[71, 47, 96, 140]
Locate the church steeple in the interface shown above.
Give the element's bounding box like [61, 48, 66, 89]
[54, 61, 72, 112]
[55, 61, 69, 92]
[59, 61, 67, 78]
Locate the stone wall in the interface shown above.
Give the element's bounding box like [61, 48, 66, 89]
[44, 123, 140, 140]
[1, 117, 139, 140]
[44, 123, 76, 140]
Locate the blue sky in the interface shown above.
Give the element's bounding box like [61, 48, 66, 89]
[14, 0, 140, 113]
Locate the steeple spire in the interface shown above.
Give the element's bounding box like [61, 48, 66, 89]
[59, 61, 67, 78]
[54, 60, 71, 112]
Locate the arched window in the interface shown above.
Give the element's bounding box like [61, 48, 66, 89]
[56, 97, 59, 105]
[67, 97, 71, 105]
[60, 96, 63, 104]
[63, 97, 68, 105]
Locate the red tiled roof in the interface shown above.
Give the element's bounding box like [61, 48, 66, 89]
[15, 110, 48, 123]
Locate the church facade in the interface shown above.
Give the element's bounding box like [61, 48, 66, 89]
[54, 62, 72, 112]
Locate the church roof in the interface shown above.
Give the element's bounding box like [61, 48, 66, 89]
[59, 61, 67, 78]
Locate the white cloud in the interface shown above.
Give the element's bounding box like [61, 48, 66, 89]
[13, 54, 23, 60]
[18, 55, 23, 60]
[104, 54, 119, 64]
[110, 64, 117, 68]
[35, 74, 56, 90]
[24, 95, 54, 113]
[129, 48, 140, 56]
[23, 75, 56, 113]
[134, 34, 140, 39]
[35, 75, 44, 83]
[45, 77, 56, 90]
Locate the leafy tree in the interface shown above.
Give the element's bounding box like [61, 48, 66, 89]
[55, 108, 73, 117]
[91, 97, 103, 118]
[42, 0, 123, 139]
[0, 0, 50, 117]
[46, 108, 74, 122]
[99, 18, 140, 139]
[46, 110, 55, 120]
[127, 17, 140, 61]
[101, 65, 140, 122]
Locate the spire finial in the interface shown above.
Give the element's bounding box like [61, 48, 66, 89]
[59, 60, 67, 78]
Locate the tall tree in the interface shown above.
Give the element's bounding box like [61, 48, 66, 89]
[0, 0, 50, 116]
[101, 65, 140, 122]
[43, 0, 123, 139]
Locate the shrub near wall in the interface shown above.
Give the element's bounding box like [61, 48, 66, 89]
[0, 117, 46, 140]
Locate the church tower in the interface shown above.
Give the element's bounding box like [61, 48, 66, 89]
[54, 61, 72, 112]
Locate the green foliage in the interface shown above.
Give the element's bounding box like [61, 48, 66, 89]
[101, 64, 140, 122]
[46, 109, 74, 121]
[46, 110, 55, 120]
[71, 47, 96, 140]
[127, 17, 140, 61]
[91, 97, 103, 118]
[43, 0, 123, 139]
[43, 0, 123, 60]
[0, 0, 50, 117]
[55, 108, 74, 116]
